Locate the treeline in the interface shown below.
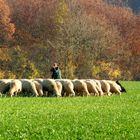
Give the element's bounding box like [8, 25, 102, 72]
[0, 0, 140, 80]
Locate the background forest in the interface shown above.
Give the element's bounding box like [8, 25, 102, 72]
[0, 0, 140, 80]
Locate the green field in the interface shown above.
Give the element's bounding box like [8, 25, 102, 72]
[0, 81, 139, 140]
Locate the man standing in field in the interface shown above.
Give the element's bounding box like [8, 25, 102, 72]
[50, 63, 62, 79]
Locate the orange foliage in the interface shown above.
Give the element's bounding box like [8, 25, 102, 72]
[10, 0, 59, 43]
[126, 17, 140, 55]
[78, 0, 140, 57]
[0, 0, 15, 45]
[0, 0, 139, 79]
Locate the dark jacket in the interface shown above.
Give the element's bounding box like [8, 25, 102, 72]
[51, 67, 62, 79]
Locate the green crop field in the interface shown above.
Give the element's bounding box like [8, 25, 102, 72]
[0, 81, 139, 140]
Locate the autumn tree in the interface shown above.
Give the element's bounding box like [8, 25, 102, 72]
[77, 0, 140, 80]
[0, 0, 15, 45]
[9, 46, 40, 78]
[102, 4, 140, 80]
[7, 0, 61, 44]
[46, 0, 123, 79]
[0, 0, 139, 80]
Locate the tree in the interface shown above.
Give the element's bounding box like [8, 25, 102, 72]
[49, 0, 123, 79]
[7, 0, 61, 44]
[1, 0, 139, 80]
[10, 46, 40, 78]
[0, 0, 15, 45]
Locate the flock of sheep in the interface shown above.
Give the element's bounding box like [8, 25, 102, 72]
[0, 79, 126, 97]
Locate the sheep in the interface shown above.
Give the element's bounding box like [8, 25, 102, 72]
[55, 80, 63, 97]
[0, 79, 12, 96]
[35, 79, 61, 97]
[82, 79, 100, 96]
[106, 80, 126, 95]
[116, 80, 126, 93]
[98, 80, 112, 96]
[32, 80, 44, 97]
[8, 79, 22, 97]
[72, 79, 90, 96]
[92, 80, 104, 96]
[20, 79, 39, 97]
[55, 79, 75, 97]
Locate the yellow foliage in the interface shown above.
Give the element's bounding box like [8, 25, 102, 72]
[92, 62, 121, 79]
[0, 70, 16, 79]
[92, 65, 100, 75]
[5, 71, 16, 79]
[28, 63, 40, 79]
[0, 48, 11, 61]
[0, 70, 5, 78]
[109, 69, 121, 79]
[67, 62, 77, 79]
[55, 0, 69, 25]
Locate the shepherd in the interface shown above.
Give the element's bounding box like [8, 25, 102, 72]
[50, 63, 62, 79]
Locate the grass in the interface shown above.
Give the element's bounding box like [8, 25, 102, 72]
[0, 81, 139, 140]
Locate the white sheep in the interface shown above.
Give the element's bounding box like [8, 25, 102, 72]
[20, 79, 39, 97]
[98, 80, 112, 96]
[56, 79, 75, 97]
[82, 79, 100, 96]
[8, 79, 22, 97]
[72, 79, 90, 96]
[55, 80, 63, 97]
[92, 80, 104, 96]
[35, 79, 61, 97]
[32, 80, 44, 96]
[106, 80, 126, 95]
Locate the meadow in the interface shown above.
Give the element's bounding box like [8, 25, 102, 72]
[0, 81, 139, 140]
